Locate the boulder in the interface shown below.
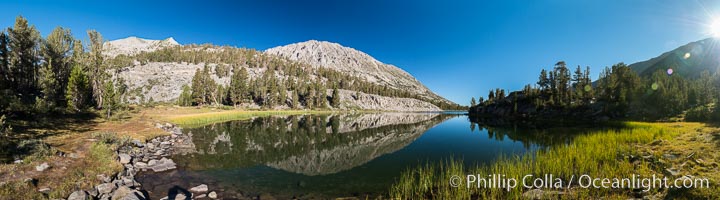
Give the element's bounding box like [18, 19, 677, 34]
[170, 193, 188, 200]
[149, 157, 177, 172]
[121, 191, 146, 200]
[67, 190, 89, 200]
[134, 162, 147, 169]
[38, 187, 51, 193]
[111, 186, 132, 200]
[97, 174, 112, 183]
[110, 186, 146, 200]
[131, 139, 144, 148]
[208, 191, 218, 199]
[119, 153, 132, 164]
[96, 183, 115, 194]
[35, 162, 50, 171]
[68, 153, 80, 159]
[189, 184, 208, 193]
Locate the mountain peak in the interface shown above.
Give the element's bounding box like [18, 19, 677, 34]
[265, 40, 456, 106]
[104, 36, 180, 57]
[629, 37, 720, 78]
[163, 37, 180, 46]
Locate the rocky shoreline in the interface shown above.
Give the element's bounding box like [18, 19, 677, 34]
[66, 123, 217, 200]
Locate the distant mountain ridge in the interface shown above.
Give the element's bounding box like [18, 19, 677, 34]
[629, 38, 720, 78]
[265, 40, 456, 107]
[102, 37, 459, 111]
[103, 36, 180, 57]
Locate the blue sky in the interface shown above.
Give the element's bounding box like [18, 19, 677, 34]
[2, 0, 719, 105]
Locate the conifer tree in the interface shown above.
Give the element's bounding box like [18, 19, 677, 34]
[228, 67, 248, 106]
[537, 69, 549, 91]
[190, 68, 204, 105]
[0, 32, 8, 89]
[331, 86, 340, 107]
[8, 16, 41, 97]
[177, 85, 193, 106]
[292, 89, 300, 109]
[278, 84, 287, 106]
[41, 27, 74, 105]
[102, 81, 117, 119]
[87, 30, 106, 108]
[66, 64, 89, 111]
[39, 61, 58, 108]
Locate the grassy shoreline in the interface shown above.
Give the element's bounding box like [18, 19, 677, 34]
[389, 122, 720, 199]
[164, 109, 339, 128]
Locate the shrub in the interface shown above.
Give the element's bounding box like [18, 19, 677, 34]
[686, 105, 713, 122]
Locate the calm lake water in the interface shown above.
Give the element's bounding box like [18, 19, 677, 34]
[137, 113, 580, 199]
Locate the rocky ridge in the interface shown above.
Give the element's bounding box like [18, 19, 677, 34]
[105, 37, 453, 111]
[265, 40, 454, 105]
[103, 36, 179, 57]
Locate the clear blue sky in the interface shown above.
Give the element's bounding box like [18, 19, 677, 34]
[2, 0, 719, 105]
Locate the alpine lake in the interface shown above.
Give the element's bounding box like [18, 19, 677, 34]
[136, 112, 590, 199]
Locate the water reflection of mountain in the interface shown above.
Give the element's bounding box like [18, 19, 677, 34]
[173, 113, 453, 175]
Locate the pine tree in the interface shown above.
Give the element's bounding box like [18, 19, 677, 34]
[102, 81, 117, 119]
[213, 84, 224, 105]
[8, 16, 41, 97]
[572, 66, 584, 105]
[66, 64, 89, 111]
[306, 84, 315, 109]
[87, 30, 106, 108]
[177, 85, 193, 106]
[202, 65, 217, 105]
[292, 89, 300, 109]
[190, 68, 204, 105]
[330, 86, 340, 107]
[553, 61, 571, 106]
[582, 66, 593, 104]
[39, 60, 58, 108]
[0, 32, 8, 89]
[278, 84, 287, 106]
[71, 39, 84, 69]
[317, 83, 327, 108]
[41, 27, 74, 105]
[537, 69, 549, 91]
[470, 97, 477, 107]
[228, 67, 248, 106]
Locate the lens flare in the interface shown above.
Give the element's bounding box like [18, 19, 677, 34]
[651, 83, 659, 90]
[683, 52, 691, 59]
[710, 19, 720, 37]
[667, 68, 674, 75]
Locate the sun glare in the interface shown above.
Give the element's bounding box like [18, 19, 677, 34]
[709, 18, 720, 37]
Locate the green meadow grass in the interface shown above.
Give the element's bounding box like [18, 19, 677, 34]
[389, 122, 680, 199]
[167, 110, 342, 128]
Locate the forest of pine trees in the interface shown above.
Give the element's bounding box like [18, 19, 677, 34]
[118, 43, 465, 110]
[470, 61, 720, 122]
[0, 16, 126, 124]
